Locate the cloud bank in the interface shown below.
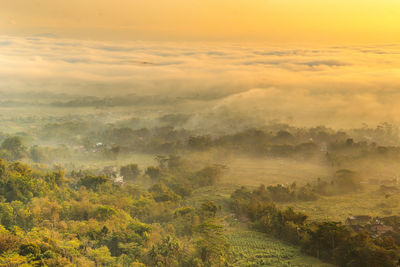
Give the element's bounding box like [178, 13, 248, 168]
[0, 35, 400, 129]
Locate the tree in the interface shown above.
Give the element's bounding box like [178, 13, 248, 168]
[120, 164, 140, 182]
[87, 246, 115, 266]
[1, 137, 26, 160]
[188, 136, 212, 151]
[0, 159, 6, 177]
[78, 175, 109, 191]
[0, 226, 20, 254]
[195, 222, 229, 266]
[333, 169, 361, 192]
[148, 235, 181, 267]
[149, 183, 181, 202]
[93, 206, 117, 221]
[304, 222, 351, 261]
[29, 145, 47, 163]
[167, 155, 182, 170]
[145, 166, 162, 181]
[198, 201, 218, 220]
[0, 203, 15, 229]
[193, 165, 225, 187]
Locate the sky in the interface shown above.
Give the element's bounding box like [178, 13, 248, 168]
[0, 0, 400, 43]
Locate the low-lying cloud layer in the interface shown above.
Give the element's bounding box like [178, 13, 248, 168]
[0, 35, 400, 129]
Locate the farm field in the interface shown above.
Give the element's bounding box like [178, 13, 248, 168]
[187, 185, 335, 266]
[228, 230, 333, 267]
[277, 186, 400, 222]
[220, 156, 331, 186]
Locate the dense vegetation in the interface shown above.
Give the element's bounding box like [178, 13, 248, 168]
[0, 157, 230, 266]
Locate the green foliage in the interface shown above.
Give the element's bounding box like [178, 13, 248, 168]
[195, 221, 230, 266]
[198, 200, 218, 220]
[145, 166, 162, 181]
[228, 230, 330, 267]
[78, 175, 109, 190]
[0, 157, 236, 265]
[149, 183, 181, 202]
[0, 203, 15, 229]
[0, 162, 47, 203]
[173, 207, 197, 236]
[87, 246, 116, 266]
[0, 136, 26, 160]
[0, 226, 20, 254]
[192, 165, 224, 187]
[120, 163, 141, 182]
[148, 235, 181, 267]
[265, 183, 318, 202]
[93, 205, 117, 221]
[44, 169, 66, 187]
[29, 145, 47, 163]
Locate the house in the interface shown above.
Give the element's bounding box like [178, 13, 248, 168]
[320, 144, 328, 152]
[346, 215, 372, 225]
[113, 176, 124, 185]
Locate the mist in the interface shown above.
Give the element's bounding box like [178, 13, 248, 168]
[1, 36, 400, 131]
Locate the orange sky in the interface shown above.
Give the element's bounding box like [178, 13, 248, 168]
[0, 0, 399, 43]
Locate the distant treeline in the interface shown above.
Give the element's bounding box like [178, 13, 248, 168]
[50, 95, 183, 108]
[255, 169, 362, 203]
[1, 120, 399, 167]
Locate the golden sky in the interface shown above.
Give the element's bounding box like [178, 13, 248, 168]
[0, 0, 399, 43]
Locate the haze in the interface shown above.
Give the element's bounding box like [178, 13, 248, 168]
[2, 2, 400, 266]
[1, 36, 400, 129]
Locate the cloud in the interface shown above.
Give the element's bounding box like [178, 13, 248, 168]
[296, 60, 348, 67]
[0, 35, 400, 129]
[0, 40, 12, 46]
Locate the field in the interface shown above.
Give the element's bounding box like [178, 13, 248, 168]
[277, 185, 400, 222]
[187, 186, 333, 266]
[212, 156, 400, 223]
[219, 156, 331, 186]
[228, 230, 332, 267]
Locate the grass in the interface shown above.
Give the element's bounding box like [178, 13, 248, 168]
[219, 156, 331, 186]
[277, 185, 400, 222]
[227, 229, 333, 267]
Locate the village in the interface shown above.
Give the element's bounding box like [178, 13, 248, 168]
[346, 214, 399, 238]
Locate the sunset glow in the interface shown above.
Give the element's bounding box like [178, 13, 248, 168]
[1, 0, 399, 43]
